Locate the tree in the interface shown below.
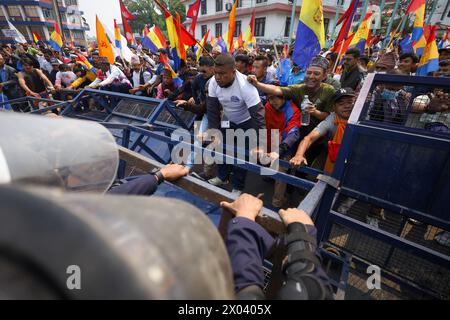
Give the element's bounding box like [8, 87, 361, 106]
[122, 0, 186, 37]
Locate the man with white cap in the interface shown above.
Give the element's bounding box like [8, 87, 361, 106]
[128, 55, 157, 96]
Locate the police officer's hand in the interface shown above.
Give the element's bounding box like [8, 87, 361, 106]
[160, 164, 189, 182]
[279, 208, 314, 226]
[220, 193, 263, 221]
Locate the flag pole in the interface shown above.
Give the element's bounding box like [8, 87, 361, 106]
[195, 37, 214, 60]
[385, 14, 407, 51]
[332, 38, 346, 74]
[332, 1, 359, 74]
[382, 0, 401, 50]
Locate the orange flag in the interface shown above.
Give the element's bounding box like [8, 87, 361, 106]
[227, 0, 238, 53]
[96, 15, 115, 64]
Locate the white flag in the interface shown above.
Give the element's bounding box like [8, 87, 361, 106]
[101, 21, 134, 63]
[5, 19, 27, 44]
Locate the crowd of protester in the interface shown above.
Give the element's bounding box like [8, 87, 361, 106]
[1, 39, 449, 251]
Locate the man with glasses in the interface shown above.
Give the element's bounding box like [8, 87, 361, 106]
[340, 48, 365, 91]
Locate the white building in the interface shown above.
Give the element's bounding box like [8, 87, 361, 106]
[182, 0, 352, 46]
[0, 0, 90, 46]
[428, 0, 450, 30]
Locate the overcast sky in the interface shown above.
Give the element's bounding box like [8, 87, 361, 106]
[78, 0, 122, 38]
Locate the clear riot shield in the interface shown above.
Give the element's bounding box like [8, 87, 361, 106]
[0, 113, 118, 193]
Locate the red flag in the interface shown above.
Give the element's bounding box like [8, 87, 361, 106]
[337, 33, 355, 65]
[249, 9, 256, 36]
[406, 0, 425, 14]
[143, 24, 149, 37]
[154, 0, 197, 46]
[122, 16, 135, 45]
[159, 52, 177, 79]
[187, 0, 201, 36]
[175, 12, 187, 61]
[237, 31, 243, 48]
[119, 0, 135, 20]
[32, 32, 41, 44]
[228, 0, 238, 53]
[367, 27, 372, 49]
[331, 0, 359, 52]
[153, 25, 167, 49]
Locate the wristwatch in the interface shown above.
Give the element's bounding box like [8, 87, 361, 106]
[153, 170, 165, 185]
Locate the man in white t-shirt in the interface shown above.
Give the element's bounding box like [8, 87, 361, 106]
[206, 54, 266, 195]
[88, 57, 132, 94]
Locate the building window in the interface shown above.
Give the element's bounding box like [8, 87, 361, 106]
[201, 25, 208, 37]
[337, 0, 344, 5]
[65, 0, 79, 6]
[215, 23, 222, 38]
[24, 6, 40, 18]
[256, 0, 267, 3]
[16, 25, 30, 40]
[42, 9, 56, 20]
[7, 6, 22, 18]
[29, 27, 45, 40]
[237, 0, 243, 8]
[254, 17, 265, 37]
[75, 30, 84, 39]
[234, 20, 241, 37]
[201, 0, 207, 15]
[216, 0, 223, 12]
[284, 17, 291, 37]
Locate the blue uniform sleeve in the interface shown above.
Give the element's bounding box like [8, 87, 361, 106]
[108, 174, 159, 196]
[226, 217, 275, 292]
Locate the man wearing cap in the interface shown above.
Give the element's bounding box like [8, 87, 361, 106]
[248, 55, 334, 123]
[128, 55, 157, 96]
[290, 88, 356, 173]
[88, 57, 132, 94]
[48, 58, 61, 85]
[374, 52, 397, 73]
[248, 56, 336, 163]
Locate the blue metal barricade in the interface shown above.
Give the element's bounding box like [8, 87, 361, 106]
[313, 74, 450, 299]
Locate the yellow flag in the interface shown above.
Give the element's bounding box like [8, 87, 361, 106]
[96, 15, 115, 64]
